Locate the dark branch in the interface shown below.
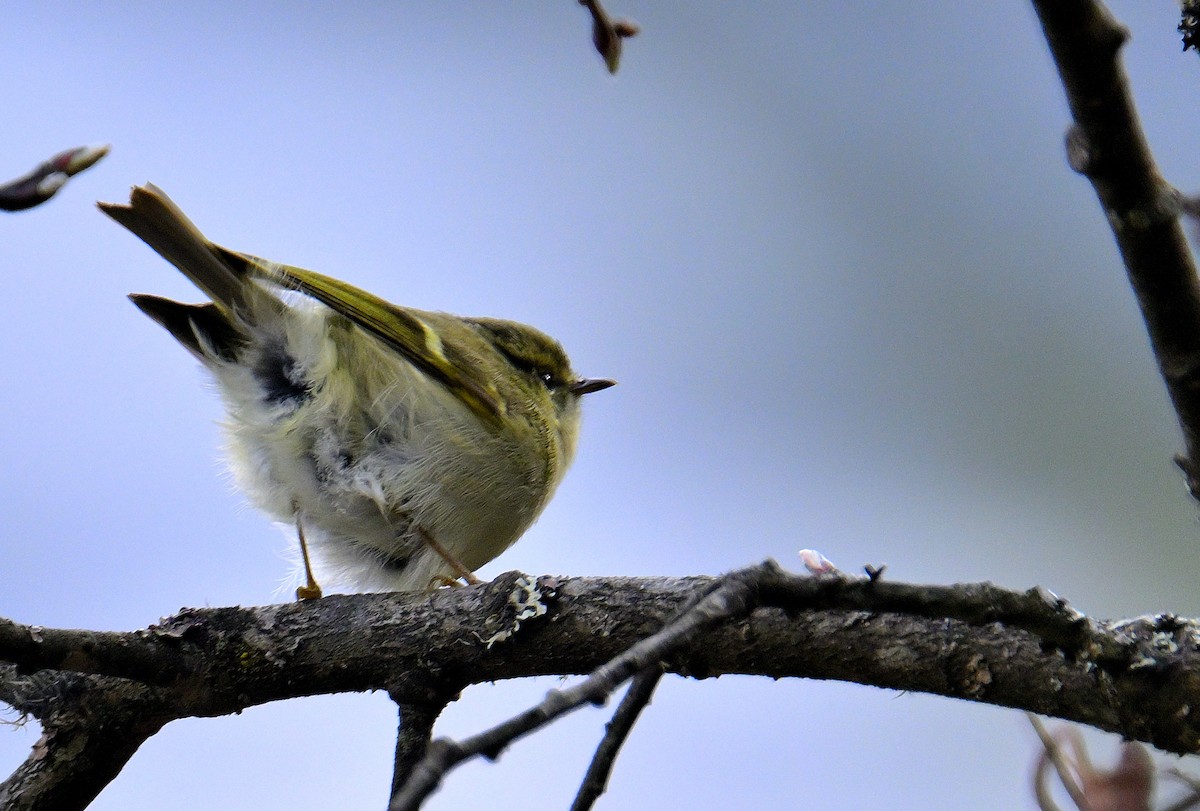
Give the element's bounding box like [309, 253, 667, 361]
[5, 566, 1200, 809]
[390, 571, 748, 810]
[0, 666, 170, 811]
[0, 618, 197, 685]
[570, 665, 663, 811]
[1031, 0, 1200, 502]
[577, 0, 639, 74]
[1181, 1, 1200, 53]
[0, 565, 1129, 688]
[388, 694, 450, 803]
[0, 145, 109, 212]
[382, 562, 1153, 806]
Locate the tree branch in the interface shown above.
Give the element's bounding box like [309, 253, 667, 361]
[1031, 0, 1200, 501]
[0, 667, 170, 811]
[570, 665, 663, 811]
[577, 0, 639, 74]
[0, 563, 1136, 687]
[388, 694, 449, 803]
[4, 566, 1200, 809]
[0, 145, 108, 212]
[390, 570, 746, 810]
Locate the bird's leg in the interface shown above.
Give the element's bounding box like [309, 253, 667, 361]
[417, 527, 481, 587]
[294, 514, 324, 600]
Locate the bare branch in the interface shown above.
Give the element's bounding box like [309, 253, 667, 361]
[1162, 767, 1200, 811]
[1031, 718, 1155, 811]
[389, 571, 746, 810]
[570, 665, 663, 811]
[388, 692, 450, 803]
[577, 0, 639, 74]
[0, 666, 170, 811]
[0, 563, 1133, 687]
[0, 145, 109, 212]
[1031, 0, 1200, 502]
[6, 566, 1200, 807]
[385, 561, 1197, 807]
[0, 617, 196, 686]
[1180, 1, 1200, 53]
[1030, 714, 1091, 811]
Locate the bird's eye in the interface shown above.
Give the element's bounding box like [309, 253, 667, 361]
[539, 371, 556, 387]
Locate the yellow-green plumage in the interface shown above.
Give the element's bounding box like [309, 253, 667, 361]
[101, 184, 613, 593]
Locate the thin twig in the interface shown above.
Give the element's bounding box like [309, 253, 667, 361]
[570, 664, 664, 811]
[389, 569, 758, 810]
[1029, 714, 1091, 811]
[1162, 768, 1200, 811]
[0, 144, 108, 211]
[577, 0, 639, 73]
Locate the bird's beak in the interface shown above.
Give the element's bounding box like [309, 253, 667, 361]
[570, 378, 617, 395]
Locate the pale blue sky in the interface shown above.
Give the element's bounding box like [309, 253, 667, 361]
[3, 2, 1200, 808]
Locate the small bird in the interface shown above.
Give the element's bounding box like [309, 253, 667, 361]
[101, 184, 614, 598]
